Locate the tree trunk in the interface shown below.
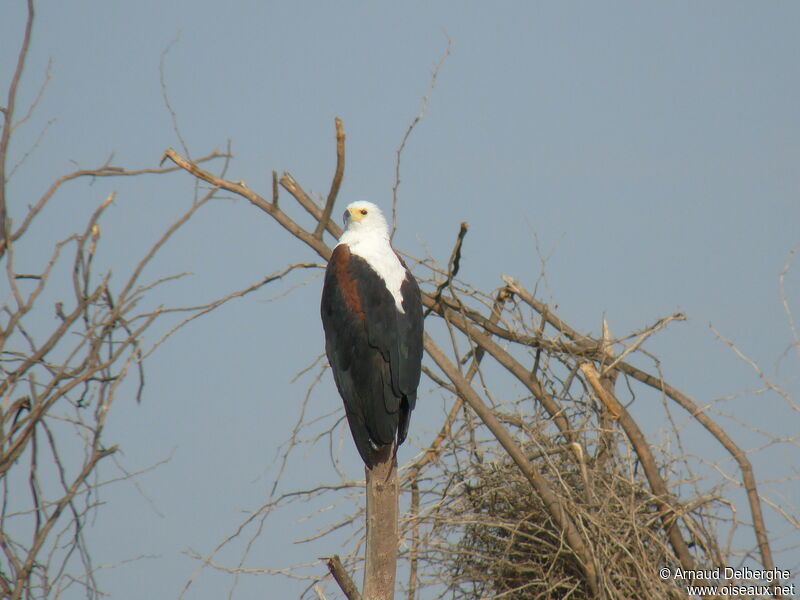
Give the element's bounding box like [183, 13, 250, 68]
[363, 444, 398, 600]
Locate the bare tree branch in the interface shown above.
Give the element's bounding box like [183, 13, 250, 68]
[326, 555, 362, 600]
[1, 152, 227, 256]
[162, 148, 332, 259]
[391, 36, 451, 238]
[314, 117, 345, 240]
[0, 0, 35, 259]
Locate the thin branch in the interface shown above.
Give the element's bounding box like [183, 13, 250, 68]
[280, 172, 342, 240]
[142, 263, 321, 359]
[314, 118, 345, 240]
[12, 446, 117, 600]
[779, 243, 800, 360]
[602, 312, 686, 374]
[2, 152, 227, 255]
[162, 148, 332, 259]
[710, 325, 798, 413]
[10, 57, 52, 135]
[427, 222, 468, 316]
[0, 0, 35, 259]
[391, 36, 451, 239]
[159, 35, 190, 157]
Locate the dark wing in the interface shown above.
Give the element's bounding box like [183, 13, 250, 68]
[321, 245, 380, 465]
[393, 255, 424, 443]
[321, 245, 423, 466]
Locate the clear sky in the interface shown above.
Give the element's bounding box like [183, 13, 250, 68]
[2, 1, 799, 598]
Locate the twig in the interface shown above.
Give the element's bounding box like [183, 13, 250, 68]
[162, 148, 331, 259]
[710, 325, 798, 413]
[602, 313, 686, 374]
[2, 152, 227, 256]
[427, 222, 468, 316]
[391, 36, 451, 238]
[779, 243, 800, 359]
[159, 35, 190, 157]
[0, 0, 35, 259]
[142, 263, 320, 359]
[280, 172, 342, 240]
[314, 118, 345, 240]
[13, 446, 117, 600]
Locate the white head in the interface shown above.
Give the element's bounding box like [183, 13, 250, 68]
[337, 201, 406, 311]
[341, 201, 390, 239]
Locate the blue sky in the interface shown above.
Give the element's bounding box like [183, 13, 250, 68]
[2, 1, 799, 598]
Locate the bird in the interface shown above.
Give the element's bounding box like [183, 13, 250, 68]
[321, 201, 424, 468]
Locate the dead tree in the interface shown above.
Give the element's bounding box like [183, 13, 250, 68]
[0, 8, 245, 594]
[162, 119, 794, 599]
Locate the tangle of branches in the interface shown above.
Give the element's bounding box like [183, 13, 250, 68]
[162, 123, 796, 599]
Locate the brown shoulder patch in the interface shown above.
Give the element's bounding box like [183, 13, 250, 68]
[332, 245, 365, 319]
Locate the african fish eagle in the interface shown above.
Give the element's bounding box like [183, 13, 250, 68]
[321, 201, 424, 468]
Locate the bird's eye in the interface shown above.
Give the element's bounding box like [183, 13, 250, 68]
[360, 209, 368, 215]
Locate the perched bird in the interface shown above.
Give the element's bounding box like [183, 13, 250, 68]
[321, 201, 423, 468]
